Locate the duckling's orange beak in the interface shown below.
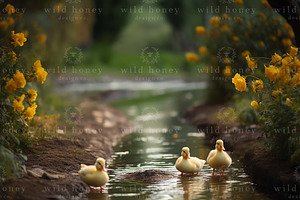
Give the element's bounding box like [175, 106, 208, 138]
[102, 166, 107, 172]
[221, 146, 225, 151]
[187, 153, 190, 159]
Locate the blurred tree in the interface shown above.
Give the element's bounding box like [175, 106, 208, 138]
[93, 0, 130, 42]
[268, 0, 300, 46]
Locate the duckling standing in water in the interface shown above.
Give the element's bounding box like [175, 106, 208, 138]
[207, 139, 232, 176]
[175, 147, 206, 176]
[78, 158, 109, 191]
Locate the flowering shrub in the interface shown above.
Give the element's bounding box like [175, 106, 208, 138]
[0, 3, 48, 181]
[186, 0, 295, 102]
[232, 46, 300, 160]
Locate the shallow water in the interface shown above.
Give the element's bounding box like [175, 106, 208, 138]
[78, 89, 271, 200]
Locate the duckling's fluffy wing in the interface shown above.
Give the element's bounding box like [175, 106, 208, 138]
[207, 149, 216, 163]
[78, 165, 96, 177]
[175, 156, 183, 166]
[224, 151, 232, 164]
[191, 157, 206, 170]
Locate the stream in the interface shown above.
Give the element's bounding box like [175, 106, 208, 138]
[73, 84, 271, 200]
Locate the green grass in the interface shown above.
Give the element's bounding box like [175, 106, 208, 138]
[67, 44, 191, 79]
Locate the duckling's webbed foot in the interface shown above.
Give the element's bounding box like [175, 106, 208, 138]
[222, 169, 225, 176]
[212, 169, 215, 176]
[101, 186, 108, 190]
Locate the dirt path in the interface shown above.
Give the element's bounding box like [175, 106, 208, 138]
[0, 97, 132, 200]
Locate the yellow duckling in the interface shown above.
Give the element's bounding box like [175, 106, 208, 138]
[175, 147, 206, 176]
[78, 158, 109, 191]
[207, 139, 232, 176]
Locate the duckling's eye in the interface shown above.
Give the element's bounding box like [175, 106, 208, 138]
[97, 162, 102, 166]
[183, 151, 186, 153]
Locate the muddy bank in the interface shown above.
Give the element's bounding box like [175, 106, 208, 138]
[184, 103, 300, 200]
[123, 170, 174, 184]
[0, 99, 132, 200]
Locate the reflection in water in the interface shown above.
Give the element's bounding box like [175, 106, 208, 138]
[209, 175, 230, 200]
[80, 90, 270, 200]
[177, 176, 206, 200]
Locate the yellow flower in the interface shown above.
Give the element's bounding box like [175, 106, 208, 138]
[13, 70, 26, 88]
[195, 26, 206, 35]
[186, 53, 199, 63]
[286, 98, 294, 106]
[11, 31, 27, 47]
[252, 80, 263, 93]
[232, 73, 247, 92]
[282, 38, 292, 47]
[27, 89, 37, 102]
[8, 17, 14, 26]
[35, 68, 48, 84]
[234, 16, 243, 23]
[292, 72, 300, 86]
[33, 60, 42, 71]
[288, 30, 295, 39]
[25, 103, 37, 120]
[242, 50, 250, 58]
[210, 16, 220, 27]
[269, 35, 277, 42]
[222, 66, 232, 77]
[281, 56, 292, 66]
[272, 90, 281, 96]
[285, 23, 292, 31]
[0, 21, 9, 30]
[233, 36, 240, 43]
[261, 0, 270, 7]
[251, 101, 259, 109]
[234, 0, 243, 6]
[272, 53, 282, 63]
[54, 3, 64, 13]
[5, 78, 17, 92]
[290, 46, 298, 57]
[223, 57, 231, 64]
[198, 46, 207, 55]
[221, 24, 230, 31]
[32, 60, 48, 84]
[38, 34, 47, 45]
[265, 65, 278, 81]
[258, 41, 265, 47]
[8, 51, 17, 63]
[22, 30, 29, 38]
[13, 95, 25, 112]
[5, 4, 15, 16]
[245, 56, 257, 70]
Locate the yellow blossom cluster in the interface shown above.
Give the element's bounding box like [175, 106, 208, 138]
[11, 31, 27, 47]
[0, 4, 18, 30]
[5, 70, 26, 92]
[265, 47, 300, 89]
[232, 46, 299, 109]
[232, 73, 246, 92]
[33, 60, 48, 84]
[186, 53, 199, 63]
[245, 56, 257, 70]
[2, 3, 48, 121]
[13, 95, 25, 112]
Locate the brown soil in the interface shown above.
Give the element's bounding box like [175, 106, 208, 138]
[123, 170, 174, 184]
[184, 103, 300, 200]
[0, 98, 132, 200]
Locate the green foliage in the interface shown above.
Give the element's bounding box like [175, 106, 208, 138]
[187, 1, 295, 102]
[259, 96, 298, 159]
